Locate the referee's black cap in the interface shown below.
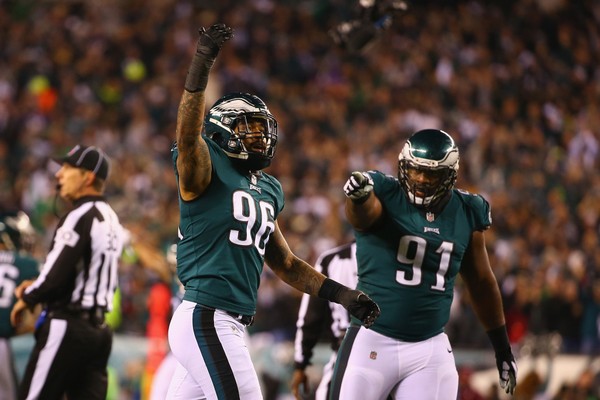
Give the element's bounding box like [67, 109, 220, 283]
[54, 145, 110, 181]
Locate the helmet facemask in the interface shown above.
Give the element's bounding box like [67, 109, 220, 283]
[230, 114, 277, 168]
[398, 129, 459, 210]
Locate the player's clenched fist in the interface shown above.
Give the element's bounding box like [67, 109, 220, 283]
[344, 171, 374, 203]
[341, 289, 380, 328]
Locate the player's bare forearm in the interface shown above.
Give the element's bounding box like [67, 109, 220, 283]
[176, 90, 211, 197]
[265, 223, 325, 295]
[460, 231, 506, 330]
[275, 257, 326, 296]
[345, 195, 382, 231]
[466, 273, 505, 329]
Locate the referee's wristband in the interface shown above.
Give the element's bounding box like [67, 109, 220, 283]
[487, 325, 511, 354]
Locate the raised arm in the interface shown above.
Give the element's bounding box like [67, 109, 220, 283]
[176, 24, 233, 201]
[344, 171, 383, 231]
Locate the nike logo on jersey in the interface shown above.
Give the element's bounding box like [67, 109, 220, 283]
[424, 227, 440, 234]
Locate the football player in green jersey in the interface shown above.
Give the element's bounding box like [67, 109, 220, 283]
[0, 211, 39, 399]
[332, 129, 517, 399]
[166, 23, 380, 399]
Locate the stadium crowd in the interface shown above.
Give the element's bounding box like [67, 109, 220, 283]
[1, 0, 600, 398]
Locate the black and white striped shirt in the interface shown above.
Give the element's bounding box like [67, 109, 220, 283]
[293, 242, 358, 369]
[23, 196, 124, 313]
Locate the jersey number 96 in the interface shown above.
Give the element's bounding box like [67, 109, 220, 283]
[229, 190, 275, 256]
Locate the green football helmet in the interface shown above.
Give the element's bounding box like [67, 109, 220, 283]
[398, 129, 459, 209]
[204, 92, 278, 171]
[0, 211, 36, 252]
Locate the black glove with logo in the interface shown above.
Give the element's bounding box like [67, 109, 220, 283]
[318, 278, 380, 328]
[488, 325, 518, 395]
[185, 23, 234, 93]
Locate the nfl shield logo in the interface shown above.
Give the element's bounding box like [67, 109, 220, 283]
[369, 351, 377, 360]
[251, 175, 258, 185]
[426, 212, 435, 222]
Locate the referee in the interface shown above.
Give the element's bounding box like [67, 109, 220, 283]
[10, 144, 125, 400]
[291, 242, 358, 400]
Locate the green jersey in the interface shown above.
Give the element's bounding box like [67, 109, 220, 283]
[0, 250, 39, 337]
[172, 138, 284, 316]
[354, 171, 491, 341]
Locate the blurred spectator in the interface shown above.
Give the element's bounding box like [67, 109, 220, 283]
[580, 279, 600, 355]
[457, 366, 485, 400]
[1, 1, 600, 397]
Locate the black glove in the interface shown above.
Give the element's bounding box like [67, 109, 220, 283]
[185, 23, 234, 93]
[344, 290, 381, 328]
[318, 278, 380, 328]
[487, 325, 518, 395]
[196, 23, 234, 58]
[344, 171, 374, 203]
[495, 348, 518, 395]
